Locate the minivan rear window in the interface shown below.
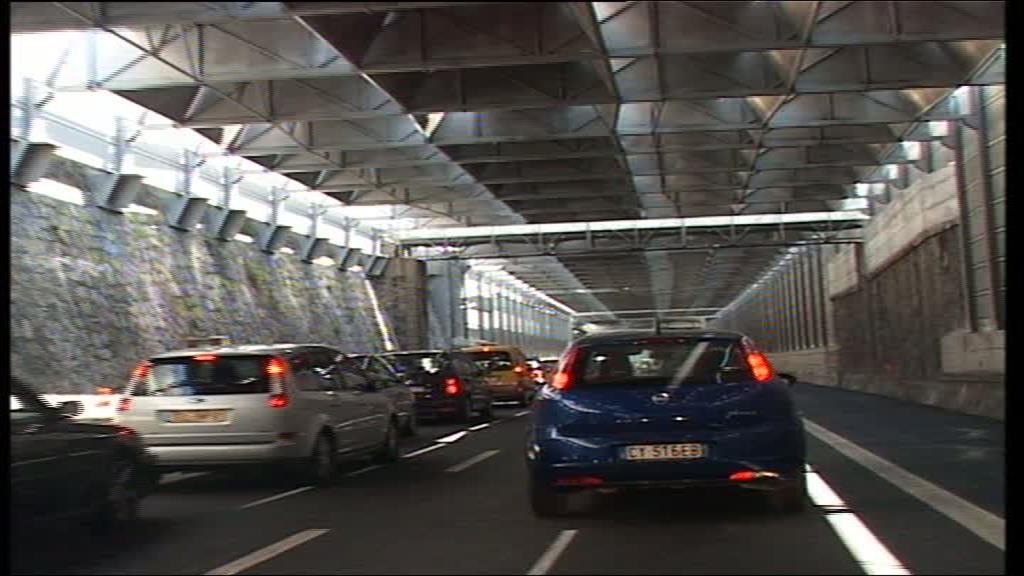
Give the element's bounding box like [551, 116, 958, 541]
[469, 351, 514, 371]
[133, 356, 271, 396]
[385, 353, 445, 375]
[572, 338, 748, 387]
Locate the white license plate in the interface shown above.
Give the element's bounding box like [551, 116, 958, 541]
[622, 443, 706, 461]
[161, 410, 231, 424]
[409, 386, 426, 393]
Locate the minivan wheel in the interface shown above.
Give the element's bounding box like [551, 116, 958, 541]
[374, 420, 400, 463]
[769, 473, 806, 514]
[402, 413, 418, 437]
[308, 432, 336, 485]
[92, 458, 140, 530]
[530, 476, 569, 518]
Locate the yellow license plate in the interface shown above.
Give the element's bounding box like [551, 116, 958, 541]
[164, 410, 231, 424]
[622, 443, 706, 461]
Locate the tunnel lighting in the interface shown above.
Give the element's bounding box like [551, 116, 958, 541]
[928, 120, 950, 137]
[854, 183, 870, 197]
[901, 141, 921, 161]
[885, 165, 900, 179]
[393, 211, 870, 241]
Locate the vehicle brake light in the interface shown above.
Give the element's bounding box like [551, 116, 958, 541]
[193, 354, 217, 362]
[268, 394, 289, 408]
[745, 351, 774, 382]
[116, 397, 133, 412]
[730, 470, 779, 481]
[266, 357, 288, 376]
[444, 377, 461, 395]
[130, 361, 152, 380]
[551, 347, 581, 390]
[513, 365, 525, 374]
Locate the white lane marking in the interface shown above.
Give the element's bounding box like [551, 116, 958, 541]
[446, 449, 501, 473]
[160, 472, 210, 485]
[402, 443, 447, 459]
[345, 465, 381, 478]
[527, 529, 578, 575]
[515, 410, 530, 417]
[239, 486, 314, 510]
[468, 422, 491, 431]
[436, 430, 469, 443]
[804, 418, 1004, 550]
[205, 529, 329, 575]
[805, 465, 911, 575]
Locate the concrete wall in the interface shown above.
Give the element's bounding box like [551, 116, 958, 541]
[370, 257, 429, 351]
[10, 184, 427, 394]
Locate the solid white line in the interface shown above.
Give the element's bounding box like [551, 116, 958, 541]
[527, 529, 578, 575]
[205, 529, 329, 575]
[402, 443, 447, 459]
[804, 418, 1005, 550]
[239, 486, 314, 510]
[468, 422, 491, 431]
[805, 466, 911, 575]
[446, 449, 501, 473]
[159, 472, 209, 485]
[346, 465, 381, 477]
[436, 430, 469, 443]
[515, 410, 530, 417]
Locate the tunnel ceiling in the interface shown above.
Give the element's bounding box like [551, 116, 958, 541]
[12, 2, 1005, 317]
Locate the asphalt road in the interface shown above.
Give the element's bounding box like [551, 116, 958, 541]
[11, 390, 1005, 575]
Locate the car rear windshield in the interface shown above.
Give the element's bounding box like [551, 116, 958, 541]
[385, 353, 445, 375]
[469, 351, 514, 371]
[572, 338, 748, 387]
[132, 356, 271, 396]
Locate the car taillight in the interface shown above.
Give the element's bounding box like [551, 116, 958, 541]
[551, 347, 581, 390]
[117, 397, 133, 412]
[444, 377, 461, 395]
[745, 351, 774, 382]
[193, 354, 217, 362]
[123, 360, 152, 408]
[266, 357, 289, 408]
[555, 476, 604, 487]
[513, 365, 526, 374]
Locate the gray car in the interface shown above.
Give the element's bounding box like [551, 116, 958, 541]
[349, 353, 418, 436]
[115, 343, 400, 484]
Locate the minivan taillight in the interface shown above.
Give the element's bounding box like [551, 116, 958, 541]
[116, 397, 133, 412]
[444, 377, 462, 395]
[124, 360, 152, 403]
[746, 351, 774, 382]
[265, 356, 290, 408]
[551, 347, 581, 390]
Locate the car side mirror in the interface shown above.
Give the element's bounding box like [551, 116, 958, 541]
[778, 373, 797, 387]
[58, 401, 83, 418]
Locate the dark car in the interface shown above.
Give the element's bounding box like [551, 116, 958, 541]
[11, 377, 159, 530]
[349, 353, 419, 436]
[525, 330, 805, 517]
[383, 350, 494, 422]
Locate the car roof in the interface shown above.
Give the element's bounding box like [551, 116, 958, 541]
[571, 329, 746, 346]
[383, 349, 448, 355]
[150, 343, 332, 360]
[460, 345, 521, 352]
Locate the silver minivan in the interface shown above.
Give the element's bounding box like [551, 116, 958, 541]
[115, 343, 399, 484]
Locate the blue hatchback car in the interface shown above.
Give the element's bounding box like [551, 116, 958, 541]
[525, 330, 805, 517]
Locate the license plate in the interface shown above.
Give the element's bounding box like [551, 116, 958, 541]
[622, 443, 706, 461]
[161, 410, 231, 424]
[409, 386, 426, 393]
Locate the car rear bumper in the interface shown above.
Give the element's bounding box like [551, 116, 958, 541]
[148, 441, 308, 468]
[413, 397, 464, 419]
[527, 421, 805, 488]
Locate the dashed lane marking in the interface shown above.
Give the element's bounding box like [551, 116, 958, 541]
[345, 465, 381, 477]
[806, 464, 911, 575]
[446, 449, 501, 473]
[238, 486, 313, 510]
[527, 529, 578, 575]
[159, 472, 209, 485]
[436, 430, 469, 443]
[468, 422, 491, 431]
[205, 529, 329, 575]
[402, 443, 448, 459]
[514, 410, 530, 417]
[804, 418, 1004, 551]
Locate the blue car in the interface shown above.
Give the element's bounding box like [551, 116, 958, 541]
[525, 330, 805, 517]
